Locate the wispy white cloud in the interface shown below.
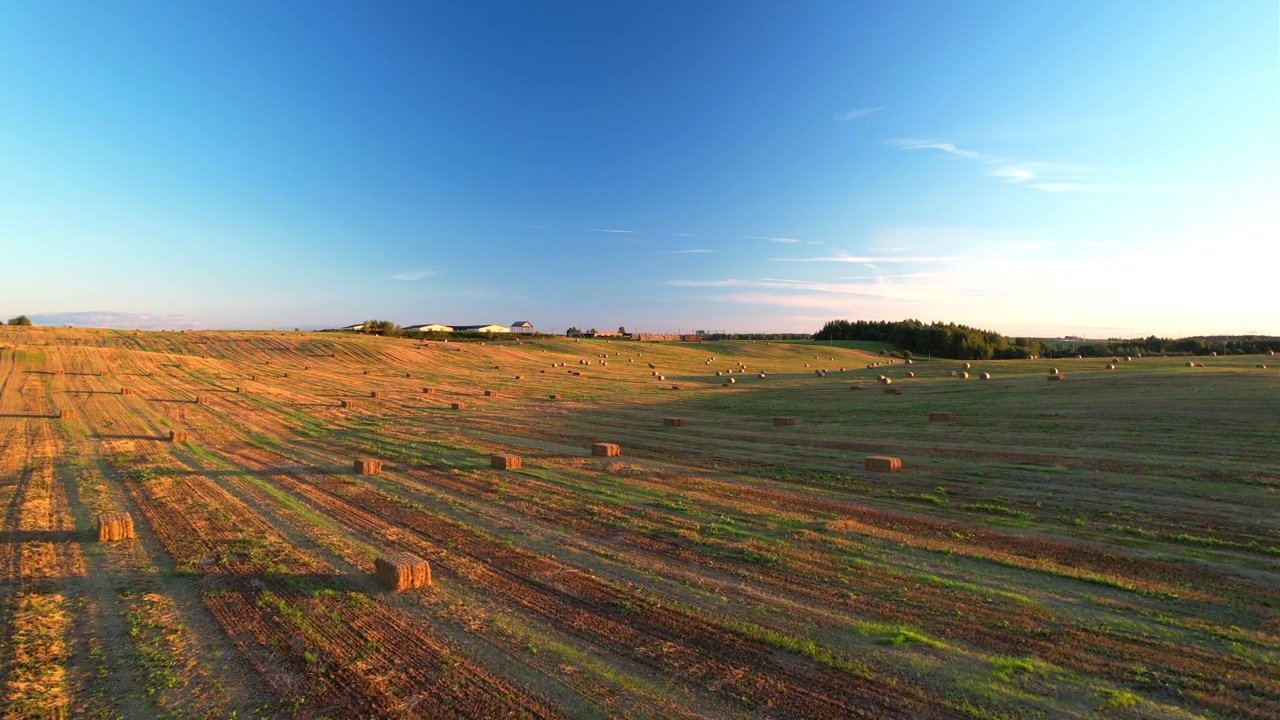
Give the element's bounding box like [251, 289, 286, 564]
[742, 235, 802, 244]
[887, 138, 983, 159]
[594, 228, 639, 234]
[392, 270, 437, 281]
[657, 249, 714, 254]
[28, 311, 199, 330]
[837, 106, 884, 121]
[772, 252, 968, 263]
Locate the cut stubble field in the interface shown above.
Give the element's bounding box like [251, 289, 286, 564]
[0, 326, 1276, 719]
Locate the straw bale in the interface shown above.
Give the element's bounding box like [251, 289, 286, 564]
[120, 388, 133, 395]
[422, 387, 433, 393]
[1106, 364, 1115, 370]
[671, 385, 681, 390]
[980, 372, 992, 380]
[370, 391, 381, 398]
[849, 384, 864, 390]
[491, 454, 521, 470]
[884, 387, 901, 395]
[451, 402, 466, 409]
[958, 372, 969, 379]
[236, 387, 245, 393]
[98, 512, 135, 542]
[905, 371, 915, 378]
[548, 394, 560, 400]
[963, 363, 971, 370]
[1050, 368, 1059, 375]
[484, 390, 496, 396]
[340, 399, 354, 408]
[928, 412, 954, 422]
[773, 417, 796, 426]
[375, 552, 431, 592]
[1047, 374, 1065, 381]
[195, 396, 209, 404]
[591, 442, 621, 457]
[759, 372, 766, 378]
[1256, 364, 1267, 369]
[864, 455, 902, 473]
[354, 459, 383, 475]
[168, 430, 189, 442]
[1185, 361, 1195, 368]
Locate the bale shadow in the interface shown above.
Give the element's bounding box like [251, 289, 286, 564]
[92, 433, 169, 441]
[0, 529, 86, 544]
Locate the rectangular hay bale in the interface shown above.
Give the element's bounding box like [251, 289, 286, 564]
[370, 391, 381, 398]
[884, 388, 902, 395]
[865, 455, 903, 473]
[168, 431, 189, 442]
[484, 390, 496, 396]
[772, 417, 795, 426]
[591, 442, 621, 457]
[451, 402, 466, 410]
[375, 552, 432, 591]
[97, 512, 135, 542]
[59, 409, 74, 419]
[491, 454, 522, 470]
[354, 459, 383, 475]
[120, 388, 133, 395]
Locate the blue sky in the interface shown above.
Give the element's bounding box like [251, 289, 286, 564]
[1, 1, 1275, 336]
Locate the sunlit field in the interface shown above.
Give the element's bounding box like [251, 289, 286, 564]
[0, 326, 1276, 719]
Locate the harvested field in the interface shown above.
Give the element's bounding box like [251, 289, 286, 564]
[0, 326, 1276, 719]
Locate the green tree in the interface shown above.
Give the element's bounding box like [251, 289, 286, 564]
[7, 315, 32, 326]
[361, 319, 401, 337]
[566, 326, 582, 335]
[618, 326, 627, 334]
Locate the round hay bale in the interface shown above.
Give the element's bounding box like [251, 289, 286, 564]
[727, 377, 735, 384]
[980, 372, 991, 380]
[963, 362, 971, 370]
[1256, 364, 1267, 369]
[958, 371, 969, 379]
[1210, 351, 1218, 357]
[949, 370, 957, 377]
[759, 372, 766, 378]
[1185, 361, 1195, 367]
[1050, 368, 1059, 375]
[1106, 364, 1115, 370]
[906, 371, 915, 378]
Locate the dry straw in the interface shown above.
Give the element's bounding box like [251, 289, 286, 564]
[491, 454, 522, 470]
[864, 455, 903, 473]
[375, 552, 432, 592]
[98, 512, 135, 542]
[591, 442, 621, 457]
[353, 459, 383, 475]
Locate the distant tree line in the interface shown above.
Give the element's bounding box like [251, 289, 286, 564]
[813, 319, 1046, 360]
[814, 319, 1280, 359]
[1052, 335, 1280, 357]
[4, 315, 32, 326]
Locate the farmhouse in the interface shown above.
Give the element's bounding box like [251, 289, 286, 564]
[404, 323, 454, 332]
